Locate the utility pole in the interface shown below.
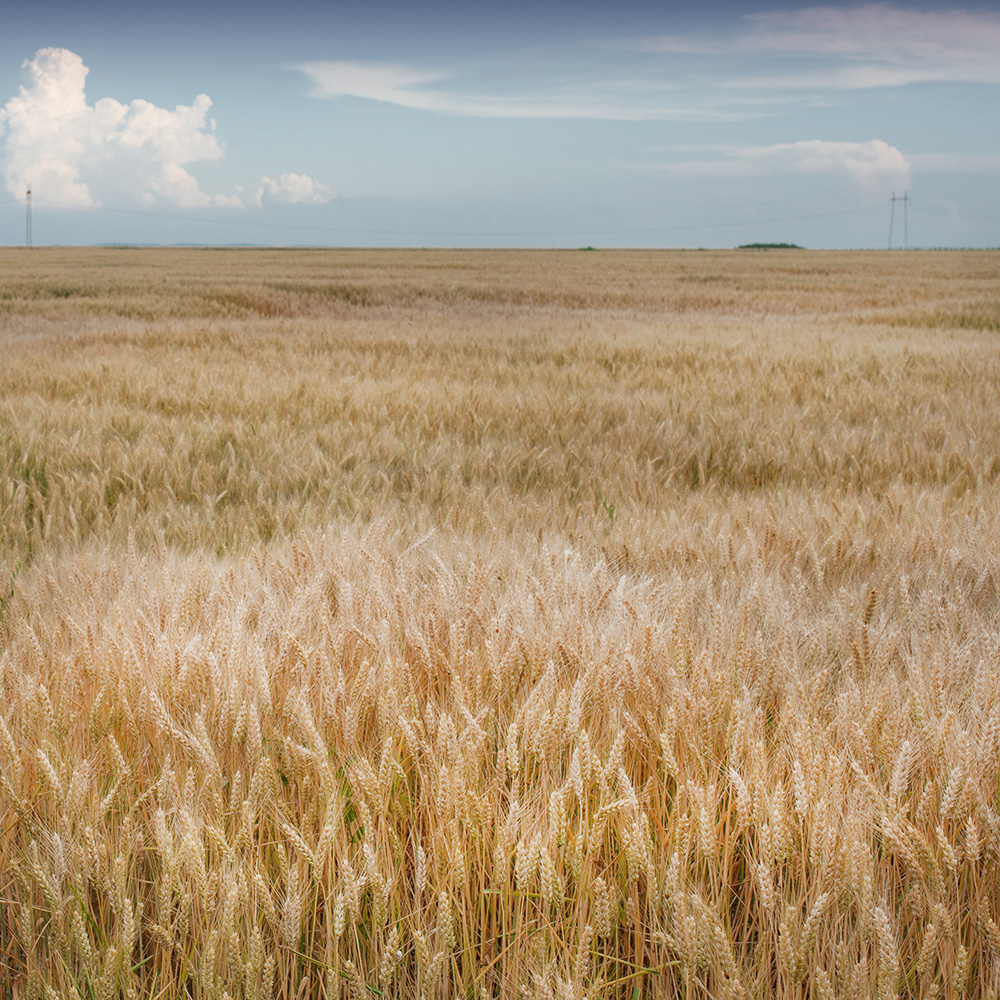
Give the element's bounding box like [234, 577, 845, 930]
[888, 191, 910, 249]
[25, 184, 31, 249]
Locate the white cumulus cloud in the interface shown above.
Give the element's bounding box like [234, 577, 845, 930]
[255, 172, 332, 207]
[0, 48, 221, 207]
[0, 47, 332, 211]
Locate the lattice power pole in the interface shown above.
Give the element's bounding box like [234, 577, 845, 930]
[25, 184, 32, 249]
[889, 191, 910, 249]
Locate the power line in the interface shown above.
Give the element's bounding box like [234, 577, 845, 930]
[21, 198, 880, 240]
[2, 205, 23, 246]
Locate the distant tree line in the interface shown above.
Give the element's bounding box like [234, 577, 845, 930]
[737, 242, 804, 249]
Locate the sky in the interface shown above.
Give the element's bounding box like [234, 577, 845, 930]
[0, 0, 997, 248]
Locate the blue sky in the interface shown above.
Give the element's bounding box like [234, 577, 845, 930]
[0, 1, 997, 247]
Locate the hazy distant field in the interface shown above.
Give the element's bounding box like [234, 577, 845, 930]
[2, 247, 999, 999]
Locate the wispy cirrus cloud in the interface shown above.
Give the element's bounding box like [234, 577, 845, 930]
[297, 62, 449, 110]
[297, 5, 1000, 124]
[296, 60, 753, 122]
[633, 4, 1000, 88]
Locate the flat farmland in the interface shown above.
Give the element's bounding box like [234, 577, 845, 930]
[1, 248, 999, 999]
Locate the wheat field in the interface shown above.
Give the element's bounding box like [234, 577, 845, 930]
[2, 247, 1000, 999]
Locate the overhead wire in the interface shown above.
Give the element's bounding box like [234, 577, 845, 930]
[19, 197, 884, 241]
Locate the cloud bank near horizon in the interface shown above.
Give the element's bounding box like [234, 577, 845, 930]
[0, 48, 331, 209]
[642, 139, 911, 190]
